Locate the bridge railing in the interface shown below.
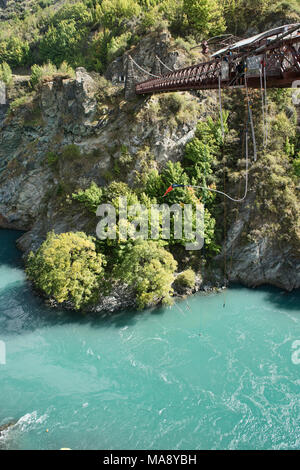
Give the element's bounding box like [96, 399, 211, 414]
[135, 35, 300, 94]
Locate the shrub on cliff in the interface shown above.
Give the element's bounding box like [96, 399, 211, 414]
[174, 268, 196, 289]
[293, 152, 300, 178]
[26, 231, 106, 310]
[72, 182, 103, 213]
[0, 61, 12, 86]
[114, 240, 177, 308]
[30, 61, 75, 87]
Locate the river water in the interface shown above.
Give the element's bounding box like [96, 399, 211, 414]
[0, 229, 299, 450]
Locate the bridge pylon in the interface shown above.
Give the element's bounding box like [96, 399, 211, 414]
[125, 55, 137, 100]
[151, 56, 162, 77]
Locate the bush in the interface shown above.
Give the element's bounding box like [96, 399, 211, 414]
[72, 182, 103, 213]
[39, 20, 88, 67]
[114, 240, 177, 308]
[175, 268, 196, 288]
[106, 32, 132, 63]
[0, 37, 30, 67]
[292, 152, 300, 177]
[46, 151, 59, 168]
[61, 144, 81, 161]
[26, 231, 105, 310]
[0, 62, 12, 86]
[31, 61, 74, 87]
[98, 0, 141, 30]
[183, 0, 226, 38]
[9, 94, 34, 114]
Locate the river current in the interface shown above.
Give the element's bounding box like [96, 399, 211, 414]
[0, 230, 299, 450]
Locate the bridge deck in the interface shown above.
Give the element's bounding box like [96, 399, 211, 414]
[135, 30, 300, 94]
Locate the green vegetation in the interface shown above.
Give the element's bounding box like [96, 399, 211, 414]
[1, 0, 298, 73]
[61, 144, 82, 161]
[30, 61, 75, 87]
[183, 0, 226, 38]
[293, 152, 300, 178]
[8, 93, 35, 114]
[0, 62, 12, 85]
[174, 268, 196, 289]
[3, 0, 297, 311]
[72, 182, 103, 213]
[46, 151, 59, 168]
[114, 240, 177, 308]
[26, 231, 106, 310]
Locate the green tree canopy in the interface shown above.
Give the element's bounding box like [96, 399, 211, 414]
[114, 240, 177, 308]
[183, 0, 226, 37]
[26, 231, 105, 310]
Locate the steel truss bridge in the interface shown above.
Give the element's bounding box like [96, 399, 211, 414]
[135, 24, 300, 94]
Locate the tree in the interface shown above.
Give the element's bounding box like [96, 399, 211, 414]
[0, 62, 12, 86]
[39, 20, 87, 66]
[98, 0, 141, 31]
[183, 0, 226, 37]
[72, 182, 103, 213]
[26, 232, 105, 310]
[114, 240, 177, 308]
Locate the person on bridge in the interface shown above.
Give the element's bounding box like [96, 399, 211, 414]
[201, 40, 209, 55]
[236, 60, 245, 85]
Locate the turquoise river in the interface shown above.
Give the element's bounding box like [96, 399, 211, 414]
[0, 230, 299, 450]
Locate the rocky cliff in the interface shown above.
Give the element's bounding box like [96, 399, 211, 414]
[0, 32, 299, 299]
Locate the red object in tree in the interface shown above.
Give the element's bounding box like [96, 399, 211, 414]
[162, 185, 174, 197]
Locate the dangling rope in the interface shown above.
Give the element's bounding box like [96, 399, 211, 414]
[263, 59, 268, 147]
[155, 55, 174, 73]
[218, 71, 225, 140]
[129, 55, 161, 78]
[244, 68, 257, 161]
[259, 63, 266, 148]
[223, 149, 227, 307]
[190, 154, 248, 203]
[183, 101, 250, 202]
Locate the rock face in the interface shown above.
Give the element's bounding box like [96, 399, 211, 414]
[106, 30, 180, 85]
[224, 208, 300, 291]
[0, 54, 208, 256]
[0, 32, 299, 300]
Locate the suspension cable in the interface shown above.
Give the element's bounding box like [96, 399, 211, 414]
[155, 55, 174, 73]
[128, 55, 161, 78]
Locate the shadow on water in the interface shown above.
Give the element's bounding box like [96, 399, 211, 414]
[263, 287, 300, 312]
[1, 230, 299, 336]
[0, 229, 25, 267]
[0, 280, 142, 335]
[228, 282, 300, 313]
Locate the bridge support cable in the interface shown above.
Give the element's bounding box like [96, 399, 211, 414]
[155, 55, 174, 73]
[129, 55, 161, 79]
[218, 71, 225, 140]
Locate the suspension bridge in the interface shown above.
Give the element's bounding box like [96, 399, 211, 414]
[124, 24, 300, 97]
[122, 23, 300, 206]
